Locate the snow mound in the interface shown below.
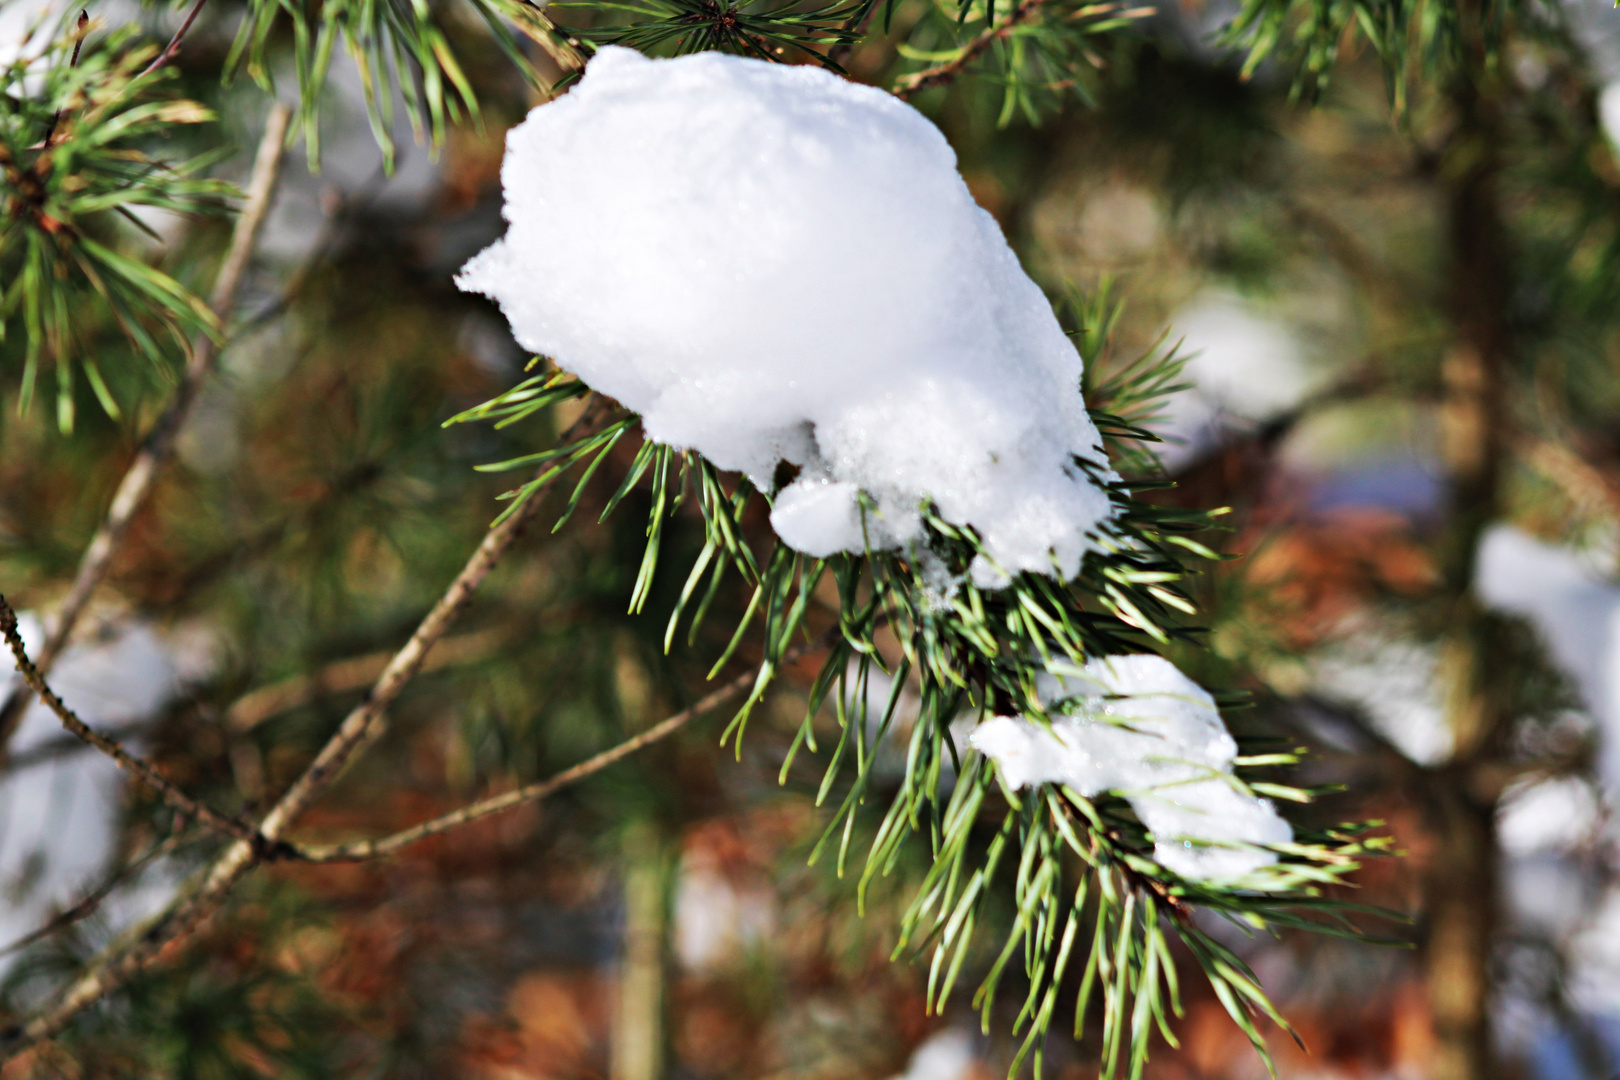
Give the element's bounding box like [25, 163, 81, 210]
[969, 654, 1291, 880]
[458, 47, 1112, 587]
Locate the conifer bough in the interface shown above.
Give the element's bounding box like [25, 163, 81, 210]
[0, 2, 1396, 1072]
[453, 47, 1391, 1076]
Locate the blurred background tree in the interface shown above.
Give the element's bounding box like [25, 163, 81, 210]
[2, 0, 1619, 1076]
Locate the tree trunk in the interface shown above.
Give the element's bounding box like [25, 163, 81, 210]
[1426, 14, 1510, 1080]
[613, 821, 672, 1080]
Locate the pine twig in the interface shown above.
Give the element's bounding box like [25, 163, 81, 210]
[38, 10, 89, 150]
[0, 103, 292, 760]
[0, 403, 615, 1060]
[892, 0, 1053, 99]
[297, 628, 834, 863]
[137, 0, 210, 79]
[0, 598, 291, 857]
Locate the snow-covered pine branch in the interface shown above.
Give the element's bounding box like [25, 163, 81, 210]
[452, 47, 1390, 1077]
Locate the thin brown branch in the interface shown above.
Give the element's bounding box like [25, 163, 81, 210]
[0, 402, 615, 1059]
[0, 103, 292, 760]
[297, 629, 833, 864]
[892, 0, 1051, 100]
[224, 626, 513, 734]
[137, 0, 210, 80]
[38, 10, 89, 149]
[0, 597, 288, 856]
[1283, 198, 1433, 316]
[0, 626, 509, 776]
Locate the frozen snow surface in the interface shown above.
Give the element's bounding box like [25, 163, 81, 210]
[459, 47, 1112, 587]
[968, 654, 1291, 880]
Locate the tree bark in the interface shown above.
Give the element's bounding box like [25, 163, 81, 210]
[1426, 13, 1510, 1079]
[613, 820, 672, 1080]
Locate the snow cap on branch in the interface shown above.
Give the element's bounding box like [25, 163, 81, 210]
[970, 654, 1291, 880]
[458, 46, 1113, 587]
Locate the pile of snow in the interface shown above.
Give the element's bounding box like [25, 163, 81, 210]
[0, 612, 182, 970]
[459, 47, 1112, 588]
[968, 654, 1291, 880]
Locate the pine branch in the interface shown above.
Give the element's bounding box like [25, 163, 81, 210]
[892, 0, 1054, 99]
[296, 628, 834, 863]
[0, 103, 291, 761]
[0, 402, 617, 1061]
[0, 597, 291, 856]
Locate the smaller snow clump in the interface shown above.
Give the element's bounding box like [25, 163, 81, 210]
[458, 47, 1113, 588]
[969, 654, 1291, 880]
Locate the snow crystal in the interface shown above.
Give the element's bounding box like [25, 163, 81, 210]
[458, 47, 1112, 587]
[968, 653, 1291, 880]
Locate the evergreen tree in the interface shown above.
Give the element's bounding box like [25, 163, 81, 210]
[3, 0, 1613, 1075]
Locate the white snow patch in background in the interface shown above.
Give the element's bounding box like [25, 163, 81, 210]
[1311, 634, 1452, 766]
[1600, 83, 1620, 152]
[672, 856, 774, 971]
[1569, 891, 1620, 1013]
[889, 1028, 979, 1080]
[968, 654, 1291, 880]
[1475, 525, 1620, 789]
[460, 47, 1113, 588]
[0, 612, 184, 972]
[0, 0, 68, 68]
[1155, 291, 1316, 470]
[1498, 777, 1602, 856]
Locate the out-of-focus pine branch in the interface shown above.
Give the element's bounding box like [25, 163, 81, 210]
[0, 101, 291, 760]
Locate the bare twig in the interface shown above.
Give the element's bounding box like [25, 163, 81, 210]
[137, 0, 210, 79]
[297, 629, 832, 863]
[225, 626, 512, 734]
[39, 10, 89, 149]
[892, 0, 1052, 99]
[0, 404, 615, 1058]
[0, 598, 289, 856]
[0, 626, 509, 776]
[0, 104, 292, 759]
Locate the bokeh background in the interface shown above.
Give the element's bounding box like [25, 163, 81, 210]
[2, 0, 1619, 1076]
